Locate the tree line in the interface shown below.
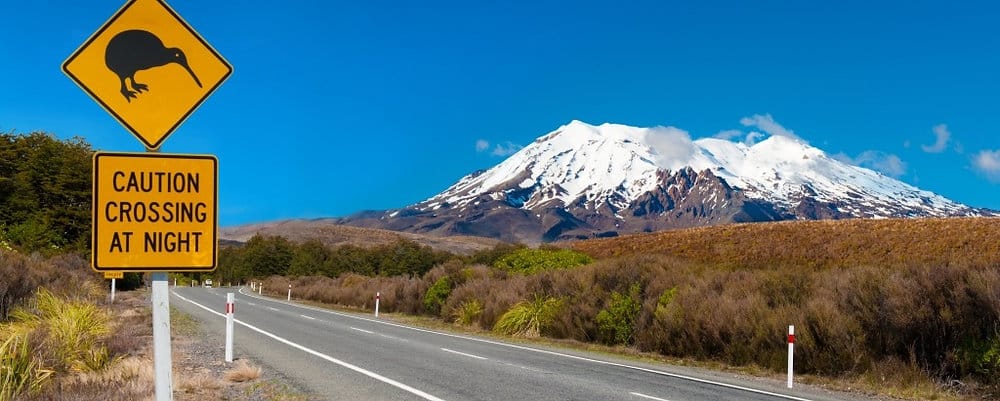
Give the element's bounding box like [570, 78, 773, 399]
[0, 131, 92, 254]
[210, 235, 460, 284]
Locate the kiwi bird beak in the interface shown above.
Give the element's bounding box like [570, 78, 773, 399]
[181, 62, 202, 88]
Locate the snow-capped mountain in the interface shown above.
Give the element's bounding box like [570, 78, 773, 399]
[340, 120, 991, 243]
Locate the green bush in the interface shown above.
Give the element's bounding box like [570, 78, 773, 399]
[452, 299, 483, 327]
[493, 296, 563, 337]
[423, 277, 452, 315]
[958, 331, 1000, 382]
[494, 248, 592, 274]
[596, 283, 642, 345]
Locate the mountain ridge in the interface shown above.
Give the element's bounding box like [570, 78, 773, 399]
[336, 120, 993, 242]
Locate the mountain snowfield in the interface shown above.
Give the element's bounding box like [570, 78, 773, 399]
[339, 120, 990, 242]
[422, 120, 971, 218]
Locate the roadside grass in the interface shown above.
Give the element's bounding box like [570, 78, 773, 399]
[225, 359, 262, 383]
[244, 379, 310, 401]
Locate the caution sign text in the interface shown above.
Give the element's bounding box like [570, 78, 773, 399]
[93, 152, 217, 271]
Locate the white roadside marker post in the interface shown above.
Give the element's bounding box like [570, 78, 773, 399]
[375, 292, 380, 318]
[259, 283, 263, 295]
[787, 325, 795, 388]
[110, 278, 116, 304]
[151, 272, 173, 401]
[287, 284, 291, 301]
[225, 293, 234, 363]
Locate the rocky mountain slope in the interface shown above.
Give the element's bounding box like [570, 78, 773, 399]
[339, 121, 992, 243]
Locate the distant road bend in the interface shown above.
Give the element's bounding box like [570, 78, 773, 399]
[171, 287, 862, 401]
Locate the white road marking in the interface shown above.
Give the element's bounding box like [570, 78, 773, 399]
[631, 392, 671, 401]
[379, 334, 409, 342]
[173, 291, 446, 401]
[300, 314, 316, 320]
[441, 348, 487, 360]
[351, 327, 374, 334]
[247, 302, 256, 306]
[234, 288, 815, 401]
[267, 307, 279, 311]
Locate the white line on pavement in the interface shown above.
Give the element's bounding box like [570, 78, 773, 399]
[300, 314, 316, 320]
[173, 291, 446, 401]
[351, 327, 374, 334]
[631, 392, 671, 401]
[441, 348, 487, 360]
[234, 288, 814, 401]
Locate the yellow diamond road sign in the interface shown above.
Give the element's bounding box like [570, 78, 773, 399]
[63, 0, 232, 150]
[93, 152, 217, 272]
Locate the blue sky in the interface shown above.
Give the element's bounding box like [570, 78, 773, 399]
[3, 0, 999, 226]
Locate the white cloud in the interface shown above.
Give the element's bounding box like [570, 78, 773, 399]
[835, 151, 907, 177]
[744, 131, 765, 146]
[475, 139, 490, 152]
[713, 129, 743, 141]
[921, 124, 951, 153]
[645, 126, 696, 169]
[855, 151, 907, 177]
[972, 149, 1000, 182]
[739, 114, 800, 140]
[491, 141, 522, 157]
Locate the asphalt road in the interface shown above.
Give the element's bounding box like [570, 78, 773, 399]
[171, 287, 867, 401]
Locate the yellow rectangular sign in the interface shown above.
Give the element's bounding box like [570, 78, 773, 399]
[104, 271, 124, 279]
[92, 152, 217, 272]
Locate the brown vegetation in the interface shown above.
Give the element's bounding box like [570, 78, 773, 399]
[268, 218, 1000, 399]
[568, 217, 1000, 270]
[219, 219, 500, 255]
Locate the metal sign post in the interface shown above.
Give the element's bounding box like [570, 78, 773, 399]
[151, 272, 173, 401]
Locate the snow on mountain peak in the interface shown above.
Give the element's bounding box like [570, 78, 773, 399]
[423, 120, 974, 218]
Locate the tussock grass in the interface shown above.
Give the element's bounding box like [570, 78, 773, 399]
[225, 359, 262, 383]
[493, 296, 563, 338]
[0, 332, 53, 401]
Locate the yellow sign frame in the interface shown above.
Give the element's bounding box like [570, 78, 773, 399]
[92, 152, 218, 272]
[63, 0, 232, 150]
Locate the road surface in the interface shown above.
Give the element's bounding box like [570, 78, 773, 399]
[171, 286, 867, 401]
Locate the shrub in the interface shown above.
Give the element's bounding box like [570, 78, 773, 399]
[494, 248, 592, 274]
[452, 299, 483, 327]
[596, 283, 643, 345]
[493, 296, 563, 337]
[957, 330, 1000, 382]
[423, 277, 452, 315]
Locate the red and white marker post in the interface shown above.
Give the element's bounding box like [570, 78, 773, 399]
[787, 325, 795, 388]
[225, 293, 235, 363]
[375, 292, 381, 318]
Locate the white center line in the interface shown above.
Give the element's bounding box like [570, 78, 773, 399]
[247, 302, 256, 306]
[631, 392, 671, 401]
[440, 348, 487, 360]
[351, 327, 374, 334]
[300, 314, 316, 320]
[267, 307, 279, 311]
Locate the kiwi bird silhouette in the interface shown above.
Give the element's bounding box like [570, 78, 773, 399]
[105, 30, 202, 102]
